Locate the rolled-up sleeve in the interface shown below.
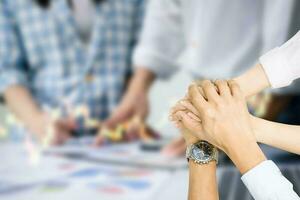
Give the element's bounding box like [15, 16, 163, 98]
[241, 160, 300, 200]
[259, 31, 300, 89]
[132, 0, 184, 79]
[0, 1, 28, 95]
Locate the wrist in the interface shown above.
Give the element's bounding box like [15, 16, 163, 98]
[26, 112, 48, 137]
[188, 161, 218, 200]
[189, 159, 217, 171]
[129, 68, 155, 92]
[249, 115, 262, 143]
[233, 63, 270, 97]
[181, 129, 200, 146]
[226, 139, 266, 174]
[185, 137, 200, 146]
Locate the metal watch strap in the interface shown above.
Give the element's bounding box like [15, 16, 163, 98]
[186, 141, 218, 164]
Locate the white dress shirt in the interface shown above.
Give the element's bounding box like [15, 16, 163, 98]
[260, 30, 300, 89]
[255, 30, 300, 200]
[242, 160, 300, 200]
[133, 0, 294, 80]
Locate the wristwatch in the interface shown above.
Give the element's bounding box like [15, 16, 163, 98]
[186, 141, 218, 164]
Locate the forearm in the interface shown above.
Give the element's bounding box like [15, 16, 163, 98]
[188, 161, 219, 200]
[127, 67, 156, 93]
[234, 63, 271, 97]
[4, 85, 43, 130]
[251, 116, 300, 155]
[224, 133, 266, 174]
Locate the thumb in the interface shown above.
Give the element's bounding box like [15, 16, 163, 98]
[104, 107, 133, 128]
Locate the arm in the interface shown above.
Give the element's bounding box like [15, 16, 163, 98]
[234, 30, 300, 97]
[0, 2, 74, 145]
[232, 31, 300, 156]
[233, 63, 271, 97]
[222, 119, 300, 200]
[251, 115, 300, 155]
[3, 85, 76, 146]
[233, 64, 300, 156]
[4, 86, 75, 145]
[177, 128, 219, 200]
[4, 86, 44, 137]
[176, 80, 299, 200]
[100, 67, 155, 128]
[0, 2, 41, 137]
[189, 161, 219, 200]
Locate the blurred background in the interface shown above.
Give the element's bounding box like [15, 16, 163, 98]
[1, 0, 300, 200]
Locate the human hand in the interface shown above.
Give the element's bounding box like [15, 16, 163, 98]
[104, 68, 154, 130]
[98, 68, 155, 145]
[161, 130, 200, 157]
[185, 80, 266, 173]
[104, 89, 149, 129]
[95, 93, 148, 145]
[169, 98, 204, 142]
[161, 137, 187, 157]
[186, 80, 255, 152]
[164, 97, 204, 157]
[28, 112, 76, 146]
[93, 116, 159, 146]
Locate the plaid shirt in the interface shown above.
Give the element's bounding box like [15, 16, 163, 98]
[0, 0, 144, 120]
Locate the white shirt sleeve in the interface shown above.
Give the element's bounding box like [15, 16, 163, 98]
[132, 0, 184, 79]
[241, 160, 300, 200]
[260, 0, 294, 55]
[259, 30, 300, 88]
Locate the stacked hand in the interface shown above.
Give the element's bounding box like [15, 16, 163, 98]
[170, 80, 266, 174]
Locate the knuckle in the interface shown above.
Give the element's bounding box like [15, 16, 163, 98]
[232, 85, 241, 94]
[193, 80, 202, 86]
[201, 80, 211, 87]
[215, 79, 226, 86]
[228, 80, 237, 85]
[188, 84, 194, 92]
[214, 79, 221, 85]
[188, 84, 197, 96]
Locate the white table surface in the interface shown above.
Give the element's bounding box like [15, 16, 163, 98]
[0, 141, 189, 200]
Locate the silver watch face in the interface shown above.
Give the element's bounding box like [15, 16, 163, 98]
[191, 141, 215, 163]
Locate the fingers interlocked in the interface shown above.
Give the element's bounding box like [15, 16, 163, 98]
[169, 79, 248, 151]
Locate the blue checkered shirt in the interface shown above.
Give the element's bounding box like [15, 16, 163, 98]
[0, 0, 144, 120]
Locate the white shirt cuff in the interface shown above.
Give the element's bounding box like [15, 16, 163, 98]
[132, 47, 178, 79]
[259, 48, 293, 89]
[241, 160, 299, 200]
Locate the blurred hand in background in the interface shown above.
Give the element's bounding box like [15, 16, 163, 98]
[95, 68, 156, 145]
[29, 113, 77, 146]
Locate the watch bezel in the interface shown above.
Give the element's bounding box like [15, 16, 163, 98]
[186, 141, 218, 164]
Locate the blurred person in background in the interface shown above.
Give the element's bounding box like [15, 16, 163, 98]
[103, 0, 300, 156]
[0, 0, 146, 145]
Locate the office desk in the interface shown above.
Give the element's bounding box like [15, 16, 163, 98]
[0, 142, 299, 200]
